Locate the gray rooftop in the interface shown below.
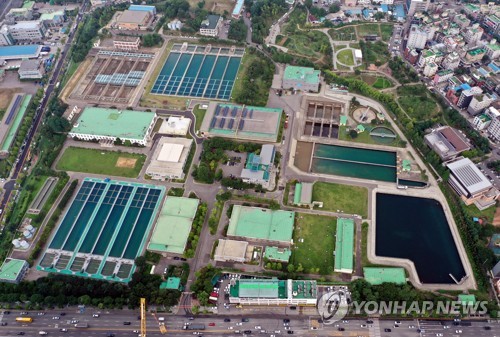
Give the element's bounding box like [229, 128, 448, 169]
[447, 158, 492, 195]
[201, 15, 220, 30]
[260, 144, 275, 166]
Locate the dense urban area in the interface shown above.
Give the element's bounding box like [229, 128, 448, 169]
[0, 0, 499, 336]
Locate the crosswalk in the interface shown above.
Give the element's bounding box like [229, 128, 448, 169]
[370, 318, 382, 337]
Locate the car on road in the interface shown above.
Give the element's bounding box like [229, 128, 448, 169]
[384, 328, 391, 332]
[366, 320, 373, 324]
[287, 331, 294, 335]
[60, 313, 66, 316]
[436, 334, 443, 337]
[133, 331, 139, 334]
[243, 330, 252, 334]
[455, 330, 462, 333]
[60, 329, 68, 332]
[394, 321, 401, 325]
[3, 311, 10, 314]
[173, 257, 180, 260]
[236, 322, 243, 326]
[242, 318, 249, 322]
[93, 314, 100, 318]
[37, 312, 45, 316]
[107, 334, 115, 337]
[254, 326, 261, 329]
[224, 318, 231, 322]
[20, 312, 28, 315]
[228, 327, 234, 330]
[1, 322, 7, 326]
[338, 328, 345, 331]
[284, 327, 291, 330]
[484, 326, 491, 330]
[17, 333, 24, 335]
[70, 320, 78, 324]
[52, 316, 60, 320]
[283, 319, 290, 323]
[209, 323, 215, 326]
[123, 322, 131, 325]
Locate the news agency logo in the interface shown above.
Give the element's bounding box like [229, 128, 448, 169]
[316, 289, 349, 325]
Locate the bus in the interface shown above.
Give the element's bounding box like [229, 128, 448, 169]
[16, 317, 33, 323]
[75, 323, 89, 328]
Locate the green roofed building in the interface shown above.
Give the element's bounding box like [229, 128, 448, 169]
[356, 124, 365, 133]
[69, 107, 157, 146]
[0, 258, 28, 284]
[293, 182, 313, 206]
[227, 205, 295, 245]
[363, 267, 406, 285]
[282, 65, 320, 92]
[334, 218, 354, 274]
[229, 278, 317, 306]
[458, 294, 476, 305]
[148, 196, 199, 254]
[160, 277, 183, 290]
[402, 159, 411, 172]
[264, 246, 291, 262]
[339, 115, 348, 126]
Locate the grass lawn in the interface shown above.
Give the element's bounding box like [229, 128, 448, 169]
[329, 26, 356, 41]
[335, 44, 348, 50]
[56, 147, 146, 178]
[397, 84, 439, 119]
[338, 125, 403, 147]
[464, 203, 496, 223]
[231, 50, 271, 106]
[312, 182, 368, 217]
[349, 43, 360, 49]
[291, 213, 337, 274]
[284, 30, 332, 67]
[337, 49, 355, 66]
[187, 0, 233, 15]
[380, 24, 394, 42]
[372, 77, 393, 89]
[336, 64, 351, 71]
[356, 24, 380, 37]
[192, 104, 206, 132]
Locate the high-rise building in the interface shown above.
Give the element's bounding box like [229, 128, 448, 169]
[7, 21, 47, 41]
[442, 52, 461, 70]
[487, 107, 500, 141]
[0, 25, 14, 46]
[407, 0, 429, 16]
[467, 93, 496, 116]
[407, 25, 428, 49]
[457, 87, 483, 109]
[462, 24, 484, 46]
[423, 62, 438, 77]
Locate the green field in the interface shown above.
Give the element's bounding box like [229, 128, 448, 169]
[338, 125, 403, 147]
[356, 24, 380, 37]
[283, 30, 332, 67]
[464, 203, 496, 223]
[312, 182, 368, 217]
[380, 24, 393, 42]
[337, 49, 355, 66]
[397, 85, 439, 119]
[291, 214, 337, 275]
[329, 26, 356, 41]
[192, 104, 206, 132]
[372, 77, 393, 89]
[56, 147, 146, 178]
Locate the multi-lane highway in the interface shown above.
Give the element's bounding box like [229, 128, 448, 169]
[0, 309, 499, 337]
[0, 1, 87, 215]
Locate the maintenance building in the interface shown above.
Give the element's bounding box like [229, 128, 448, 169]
[0, 44, 41, 61]
[199, 15, 222, 37]
[68, 107, 156, 146]
[116, 10, 153, 30]
[293, 182, 313, 206]
[282, 65, 320, 92]
[148, 196, 199, 255]
[229, 278, 317, 306]
[227, 205, 294, 245]
[146, 137, 193, 180]
[447, 157, 499, 209]
[264, 246, 291, 262]
[363, 267, 406, 285]
[200, 102, 283, 142]
[0, 258, 29, 284]
[424, 126, 471, 161]
[214, 239, 249, 263]
[18, 59, 44, 79]
[334, 218, 354, 274]
[241, 144, 275, 187]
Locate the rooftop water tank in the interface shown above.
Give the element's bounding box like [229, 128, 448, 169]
[26, 224, 35, 232]
[23, 230, 33, 239]
[20, 240, 29, 249]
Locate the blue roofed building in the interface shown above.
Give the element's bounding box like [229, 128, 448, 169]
[232, 0, 244, 18]
[241, 144, 275, 187]
[0, 44, 41, 61]
[129, 5, 156, 15]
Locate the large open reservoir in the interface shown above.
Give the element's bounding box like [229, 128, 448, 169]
[308, 143, 397, 182]
[376, 193, 465, 284]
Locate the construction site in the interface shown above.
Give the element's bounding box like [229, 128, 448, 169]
[63, 49, 154, 105]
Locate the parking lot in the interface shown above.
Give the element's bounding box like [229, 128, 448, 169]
[219, 151, 247, 178]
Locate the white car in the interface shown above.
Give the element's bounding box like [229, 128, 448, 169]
[228, 327, 233, 330]
[52, 316, 60, 320]
[394, 321, 401, 325]
[255, 326, 261, 329]
[236, 322, 243, 326]
[455, 330, 462, 333]
[436, 334, 443, 337]
[92, 314, 99, 318]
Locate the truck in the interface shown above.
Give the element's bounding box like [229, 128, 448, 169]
[75, 323, 89, 328]
[183, 324, 205, 330]
[16, 317, 33, 323]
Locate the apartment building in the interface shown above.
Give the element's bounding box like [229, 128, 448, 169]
[442, 52, 460, 70]
[407, 25, 428, 49]
[467, 93, 495, 116]
[457, 86, 483, 109]
[6, 20, 46, 41]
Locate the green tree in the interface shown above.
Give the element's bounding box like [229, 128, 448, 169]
[349, 129, 358, 138]
[228, 18, 248, 42]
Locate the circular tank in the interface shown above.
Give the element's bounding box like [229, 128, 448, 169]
[23, 230, 33, 239]
[20, 240, 29, 249]
[26, 224, 35, 232]
[12, 239, 21, 248]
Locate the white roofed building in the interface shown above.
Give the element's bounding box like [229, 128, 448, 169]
[446, 157, 499, 210]
[146, 137, 193, 180]
[158, 116, 191, 136]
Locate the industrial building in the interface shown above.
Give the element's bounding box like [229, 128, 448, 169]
[293, 182, 313, 206]
[145, 137, 193, 180]
[115, 10, 153, 30]
[0, 258, 29, 284]
[363, 267, 406, 285]
[424, 126, 471, 161]
[0, 44, 41, 61]
[113, 36, 141, 50]
[68, 107, 156, 146]
[214, 239, 249, 263]
[159, 116, 191, 136]
[334, 218, 354, 274]
[199, 15, 222, 37]
[227, 205, 294, 245]
[263, 246, 291, 262]
[240, 144, 275, 187]
[18, 59, 44, 79]
[447, 157, 499, 210]
[282, 65, 320, 92]
[148, 196, 199, 255]
[3, 20, 47, 41]
[229, 278, 317, 306]
[200, 102, 283, 142]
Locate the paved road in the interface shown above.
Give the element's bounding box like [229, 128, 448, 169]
[0, 0, 88, 216]
[0, 309, 499, 337]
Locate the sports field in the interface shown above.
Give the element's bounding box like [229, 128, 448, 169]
[312, 182, 368, 217]
[56, 147, 145, 178]
[291, 213, 336, 275]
